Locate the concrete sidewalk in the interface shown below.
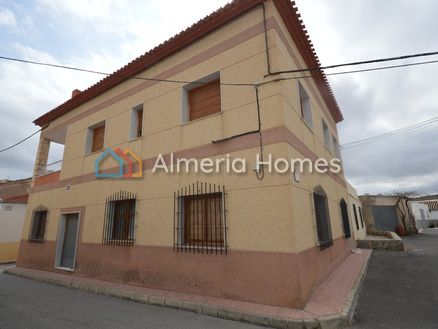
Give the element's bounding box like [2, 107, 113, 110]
[5, 249, 371, 329]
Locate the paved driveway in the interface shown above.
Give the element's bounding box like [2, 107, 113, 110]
[352, 228, 438, 329]
[0, 272, 264, 329]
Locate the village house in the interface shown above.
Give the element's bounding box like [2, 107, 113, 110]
[17, 0, 357, 308]
[0, 178, 30, 263]
[359, 194, 416, 234]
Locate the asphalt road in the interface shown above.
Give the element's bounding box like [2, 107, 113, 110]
[0, 271, 264, 329]
[2, 230, 438, 329]
[352, 228, 438, 329]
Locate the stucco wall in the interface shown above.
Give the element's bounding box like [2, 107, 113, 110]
[20, 1, 351, 307]
[347, 183, 366, 241]
[0, 202, 27, 262]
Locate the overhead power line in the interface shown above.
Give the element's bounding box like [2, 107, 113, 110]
[341, 116, 438, 149]
[0, 55, 254, 87]
[268, 50, 438, 75]
[0, 129, 41, 153]
[1, 51, 438, 154]
[2, 51, 438, 88]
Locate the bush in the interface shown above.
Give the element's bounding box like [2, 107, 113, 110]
[429, 223, 436, 229]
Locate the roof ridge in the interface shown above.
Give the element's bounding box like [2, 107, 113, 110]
[34, 0, 342, 126]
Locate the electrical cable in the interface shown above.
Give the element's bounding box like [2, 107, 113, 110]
[267, 51, 438, 75]
[341, 116, 438, 149]
[0, 55, 255, 87]
[0, 129, 42, 153]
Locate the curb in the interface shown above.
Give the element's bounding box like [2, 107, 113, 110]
[4, 257, 371, 329]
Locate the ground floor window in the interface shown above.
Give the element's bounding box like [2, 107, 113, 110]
[340, 199, 351, 239]
[29, 209, 48, 241]
[102, 191, 136, 246]
[313, 187, 333, 250]
[353, 204, 360, 230]
[174, 182, 227, 254]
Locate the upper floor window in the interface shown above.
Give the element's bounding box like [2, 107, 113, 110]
[313, 187, 333, 250]
[86, 121, 105, 154]
[182, 72, 221, 123]
[298, 81, 312, 128]
[322, 120, 331, 151]
[130, 104, 144, 140]
[332, 136, 341, 159]
[29, 209, 48, 241]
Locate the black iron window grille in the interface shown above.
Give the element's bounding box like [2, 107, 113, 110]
[102, 191, 136, 246]
[313, 188, 333, 250]
[174, 182, 228, 254]
[29, 209, 48, 241]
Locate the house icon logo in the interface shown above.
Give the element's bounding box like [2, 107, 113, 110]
[95, 147, 143, 178]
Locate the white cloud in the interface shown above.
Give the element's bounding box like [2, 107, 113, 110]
[0, 7, 16, 26]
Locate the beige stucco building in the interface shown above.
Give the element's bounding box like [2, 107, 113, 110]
[17, 0, 358, 308]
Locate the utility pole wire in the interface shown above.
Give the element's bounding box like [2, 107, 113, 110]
[268, 50, 438, 75]
[0, 129, 41, 153]
[341, 117, 438, 149]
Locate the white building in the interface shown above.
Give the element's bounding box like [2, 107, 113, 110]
[0, 195, 28, 263]
[408, 201, 431, 229]
[0, 178, 31, 263]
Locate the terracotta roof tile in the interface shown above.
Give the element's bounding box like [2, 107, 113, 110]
[34, 0, 342, 127]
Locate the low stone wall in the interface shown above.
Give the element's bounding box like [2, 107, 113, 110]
[357, 232, 405, 251]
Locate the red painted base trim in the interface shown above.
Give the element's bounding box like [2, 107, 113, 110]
[17, 237, 350, 308]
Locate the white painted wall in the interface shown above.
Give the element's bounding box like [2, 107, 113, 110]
[0, 203, 27, 243]
[409, 201, 431, 229]
[430, 211, 438, 221]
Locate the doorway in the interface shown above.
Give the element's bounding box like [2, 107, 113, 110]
[55, 213, 80, 270]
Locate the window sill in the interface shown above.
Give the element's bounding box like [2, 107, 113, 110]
[181, 111, 222, 126]
[176, 244, 226, 251]
[28, 238, 45, 243]
[55, 266, 74, 272]
[85, 149, 104, 157]
[128, 136, 144, 142]
[318, 240, 333, 250]
[300, 116, 314, 133]
[103, 239, 135, 246]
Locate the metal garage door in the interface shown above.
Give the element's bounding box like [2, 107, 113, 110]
[60, 214, 79, 269]
[372, 206, 399, 232]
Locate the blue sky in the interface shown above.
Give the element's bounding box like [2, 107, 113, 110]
[0, 0, 437, 195]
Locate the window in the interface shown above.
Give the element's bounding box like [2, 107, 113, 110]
[298, 81, 312, 128]
[322, 120, 331, 151]
[353, 204, 359, 230]
[313, 187, 333, 250]
[340, 199, 351, 239]
[102, 191, 136, 246]
[86, 121, 105, 154]
[130, 104, 143, 139]
[29, 210, 47, 241]
[182, 73, 221, 123]
[359, 206, 364, 228]
[332, 136, 341, 159]
[175, 183, 227, 254]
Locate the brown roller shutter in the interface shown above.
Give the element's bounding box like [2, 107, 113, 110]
[137, 109, 143, 137]
[188, 79, 221, 121]
[92, 125, 105, 152]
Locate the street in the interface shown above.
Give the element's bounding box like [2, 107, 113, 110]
[1, 230, 438, 329]
[0, 269, 263, 329]
[352, 228, 438, 329]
